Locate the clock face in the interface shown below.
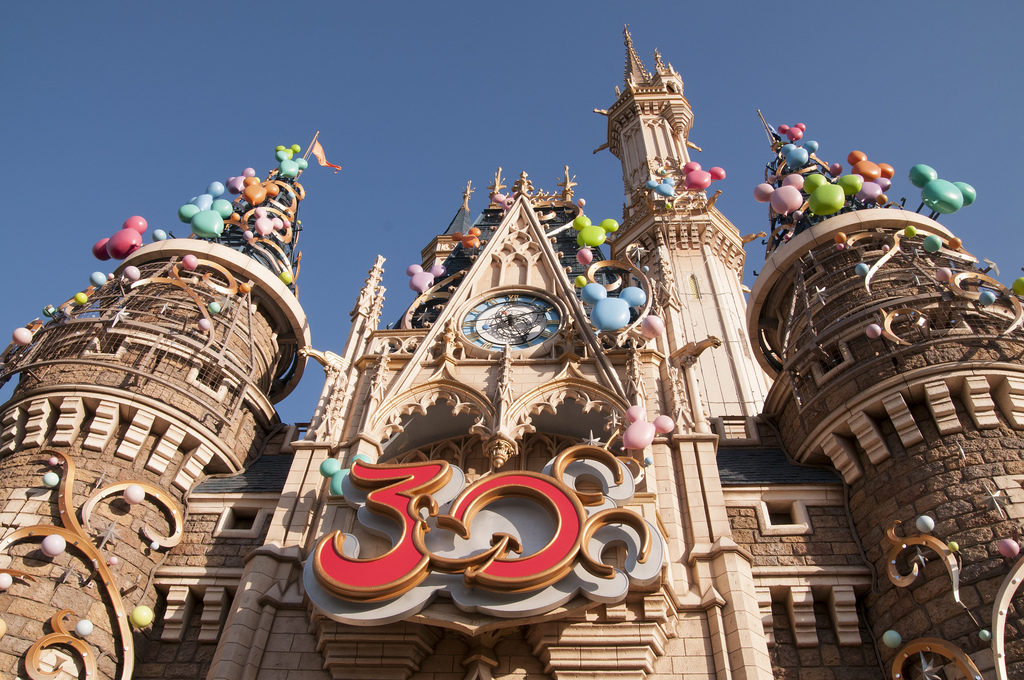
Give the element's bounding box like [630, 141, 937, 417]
[462, 294, 560, 350]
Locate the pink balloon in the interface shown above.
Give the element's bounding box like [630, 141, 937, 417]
[106, 229, 142, 259]
[577, 198, 586, 208]
[242, 167, 256, 177]
[409, 272, 433, 293]
[622, 421, 656, 450]
[41, 534, 66, 557]
[625, 405, 646, 423]
[92, 238, 112, 261]
[577, 248, 594, 265]
[786, 128, 803, 141]
[243, 230, 254, 241]
[829, 163, 843, 177]
[12, 328, 32, 346]
[998, 539, 1020, 558]
[865, 324, 882, 339]
[836, 243, 846, 250]
[122, 216, 148, 234]
[709, 167, 726, 181]
[777, 124, 790, 134]
[936, 267, 952, 282]
[770, 185, 803, 216]
[182, 254, 199, 270]
[640, 315, 665, 339]
[429, 265, 446, 278]
[653, 415, 675, 434]
[685, 170, 712, 190]
[198, 318, 212, 331]
[753, 183, 775, 203]
[492, 193, 506, 203]
[123, 265, 141, 281]
[795, 123, 806, 131]
[781, 174, 804, 190]
[681, 161, 702, 174]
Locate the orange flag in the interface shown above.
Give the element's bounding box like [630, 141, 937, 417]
[311, 140, 341, 172]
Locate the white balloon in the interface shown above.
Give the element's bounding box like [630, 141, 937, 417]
[123, 484, 145, 506]
[0, 573, 12, 590]
[75, 620, 94, 637]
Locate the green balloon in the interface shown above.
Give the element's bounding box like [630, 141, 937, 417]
[922, 179, 964, 214]
[208, 301, 221, 314]
[803, 173, 827, 194]
[1012, 277, 1024, 296]
[599, 218, 619, 233]
[351, 453, 374, 465]
[319, 458, 341, 478]
[837, 174, 863, 197]
[904, 225, 917, 238]
[178, 203, 200, 224]
[279, 159, 299, 178]
[953, 182, 976, 207]
[191, 210, 225, 238]
[329, 468, 350, 496]
[275, 145, 286, 152]
[290, 144, 302, 154]
[808, 184, 845, 216]
[923, 234, 943, 253]
[211, 199, 234, 219]
[572, 215, 591, 231]
[908, 164, 938, 189]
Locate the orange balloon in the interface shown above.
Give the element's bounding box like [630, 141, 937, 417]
[464, 237, 480, 248]
[948, 237, 962, 250]
[852, 160, 881, 182]
[876, 194, 888, 205]
[833, 232, 847, 244]
[878, 163, 895, 179]
[264, 183, 280, 198]
[239, 282, 252, 294]
[847, 150, 868, 166]
[243, 184, 267, 206]
[243, 176, 261, 187]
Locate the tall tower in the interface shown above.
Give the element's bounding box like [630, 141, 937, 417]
[747, 129, 1024, 676]
[602, 27, 769, 425]
[0, 149, 309, 679]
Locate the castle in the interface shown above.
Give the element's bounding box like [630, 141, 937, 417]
[0, 29, 1021, 680]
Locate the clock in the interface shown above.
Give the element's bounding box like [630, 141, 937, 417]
[461, 293, 560, 350]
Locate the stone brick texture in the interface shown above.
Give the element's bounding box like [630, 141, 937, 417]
[728, 505, 865, 568]
[769, 601, 877, 679]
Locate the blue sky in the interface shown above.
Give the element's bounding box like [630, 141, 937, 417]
[2, 2, 1022, 423]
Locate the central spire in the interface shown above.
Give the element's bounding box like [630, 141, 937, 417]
[623, 25, 649, 86]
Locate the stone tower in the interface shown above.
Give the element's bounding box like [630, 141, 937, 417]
[746, 132, 1024, 676]
[0, 151, 309, 679]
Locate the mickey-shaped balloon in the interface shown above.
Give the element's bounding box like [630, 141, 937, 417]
[275, 144, 309, 179]
[252, 207, 284, 236]
[908, 164, 976, 215]
[776, 123, 806, 142]
[453, 227, 482, 249]
[407, 264, 446, 294]
[574, 215, 619, 248]
[680, 161, 726, 191]
[581, 282, 646, 331]
[178, 181, 234, 238]
[621, 405, 675, 450]
[226, 168, 257, 194]
[645, 178, 676, 197]
[94, 216, 149, 261]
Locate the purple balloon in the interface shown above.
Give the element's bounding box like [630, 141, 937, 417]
[875, 177, 892, 192]
[770, 185, 803, 216]
[226, 176, 246, 194]
[856, 182, 883, 203]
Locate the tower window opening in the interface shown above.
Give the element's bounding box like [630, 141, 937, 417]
[688, 274, 702, 300]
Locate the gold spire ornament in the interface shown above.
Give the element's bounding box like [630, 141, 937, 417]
[557, 166, 577, 201]
[461, 180, 474, 211]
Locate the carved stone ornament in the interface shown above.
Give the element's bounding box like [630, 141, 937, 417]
[484, 434, 516, 469]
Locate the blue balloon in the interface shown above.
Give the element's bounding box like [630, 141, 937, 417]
[89, 272, 107, 287]
[803, 140, 819, 153]
[654, 183, 674, 197]
[619, 286, 647, 308]
[785, 148, 809, 168]
[206, 181, 226, 197]
[591, 298, 631, 330]
[663, 177, 676, 186]
[191, 194, 213, 211]
[645, 179, 659, 190]
[781, 144, 796, 155]
[581, 282, 606, 305]
[152, 229, 168, 241]
[855, 263, 870, 277]
[979, 290, 997, 306]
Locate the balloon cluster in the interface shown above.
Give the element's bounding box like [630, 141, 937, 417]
[776, 123, 805, 142]
[581, 283, 645, 331]
[275, 144, 308, 179]
[226, 167, 257, 194]
[645, 162, 725, 196]
[93, 216, 148, 261]
[252, 207, 290, 237]
[178, 182, 234, 238]
[908, 164, 976, 215]
[621, 405, 675, 450]
[452, 227, 481, 249]
[407, 263, 446, 294]
[491, 192, 512, 210]
[320, 453, 373, 496]
[573, 215, 619, 248]
[646, 177, 676, 197]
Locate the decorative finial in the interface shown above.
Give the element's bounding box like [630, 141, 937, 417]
[557, 166, 577, 201]
[653, 48, 665, 70]
[512, 171, 534, 197]
[461, 180, 473, 211]
[488, 167, 506, 198]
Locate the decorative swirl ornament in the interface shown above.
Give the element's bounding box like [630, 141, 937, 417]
[131, 258, 240, 346]
[80, 481, 183, 549]
[880, 308, 929, 346]
[889, 638, 982, 680]
[860, 232, 900, 295]
[991, 553, 1024, 680]
[949, 271, 1023, 334]
[0, 451, 183, 680]
[885, 522, 966, 609]
[24, 609, 98, 680]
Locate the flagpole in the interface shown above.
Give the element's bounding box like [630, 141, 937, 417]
[302, 131, 320, 162]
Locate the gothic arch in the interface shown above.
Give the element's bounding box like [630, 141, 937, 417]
[506, 378, 628, 441]
[369, 380, 493, 442]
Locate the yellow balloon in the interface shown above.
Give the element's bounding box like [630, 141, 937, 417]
[574, 275, 587, 288]
[130, 606, 154, 628]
